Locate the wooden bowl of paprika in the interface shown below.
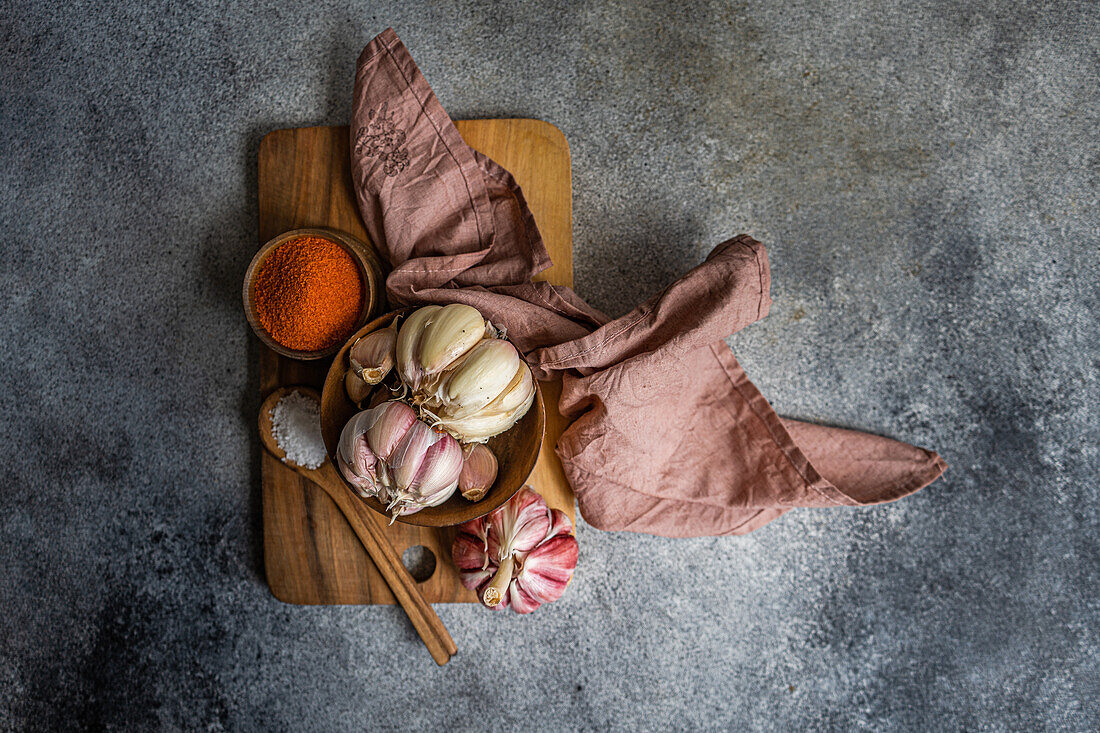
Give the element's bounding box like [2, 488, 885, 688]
[243, 227, 385, 360]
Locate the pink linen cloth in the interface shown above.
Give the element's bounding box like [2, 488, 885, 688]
[349, 29, 946, 537]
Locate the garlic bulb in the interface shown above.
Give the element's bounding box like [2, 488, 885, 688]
[345, 326, 397, 403]
[396, 304, 535, 443]
[451, 487, 578, 613]
[458, 443, 498, 501]
[337, 400, 463, 519]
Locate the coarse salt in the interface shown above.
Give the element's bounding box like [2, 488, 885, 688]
[270, 391, 327, 469]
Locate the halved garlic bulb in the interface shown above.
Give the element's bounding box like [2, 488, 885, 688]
[395, 305, 535, 443]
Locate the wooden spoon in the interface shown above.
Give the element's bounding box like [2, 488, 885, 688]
[258, 386, 457, 665]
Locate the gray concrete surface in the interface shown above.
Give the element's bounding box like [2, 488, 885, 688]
[1, 1, 1097, 730]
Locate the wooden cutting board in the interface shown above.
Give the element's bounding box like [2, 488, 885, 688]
[257, 120, 576, 604]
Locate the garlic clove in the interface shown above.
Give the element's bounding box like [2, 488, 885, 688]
[503, 503, 552, 555]
[364, 400, 418, 463]
[393, 485, 453, 514]
[461, 569, 494, 593]
[347, 433, 377, 478]
[416, 304, 486, 377]
[349, 326, 397, 385]
[338, 410, 376, 474]
[406, 432, 463, 499]
[452, 532, 491, 574]
[514, 534, 578, 605]
[507, 580, 542, 615]
[463, 515, 490, 549]
[344, 368, 373, 405]
[442, 339, 521, 417]
[417, 478, 460, 508]
[487, 487, 551, 560]
[396, 305, 441, 391]
[338, 453, 377, 496]
[338, 410, 388, 498]
[434, 414, 519, 444]
[488, 359, 535, 414]
[451, 530, 495, 589]
[458, 443, 498, 501]
[547, 508, 574, 539]
[388, 419, 435, 492]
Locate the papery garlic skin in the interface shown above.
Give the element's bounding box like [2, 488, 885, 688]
[451, 515, 493, 588]
[337, 400, 463, 518]
[458, 443, 498, 501]
[508, 532, 577, 613]
[451, 487, 578, 613]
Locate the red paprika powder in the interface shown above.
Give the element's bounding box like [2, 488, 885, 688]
[253, 235, 364, 351]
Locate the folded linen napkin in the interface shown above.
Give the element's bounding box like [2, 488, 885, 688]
[350, 29, 945, 537]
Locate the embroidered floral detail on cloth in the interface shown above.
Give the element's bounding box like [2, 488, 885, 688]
[354, 107, 409, 176]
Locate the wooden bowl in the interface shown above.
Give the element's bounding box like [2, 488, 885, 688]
[320, 310, 546, 527]
[243, 227, 385, 360]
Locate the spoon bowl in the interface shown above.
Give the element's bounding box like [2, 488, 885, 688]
[258, 386, 324, 466]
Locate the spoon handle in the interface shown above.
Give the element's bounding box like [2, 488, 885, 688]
[306, 460, 458, 665]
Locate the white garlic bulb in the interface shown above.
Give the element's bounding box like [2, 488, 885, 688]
[395, 305, 535, 443]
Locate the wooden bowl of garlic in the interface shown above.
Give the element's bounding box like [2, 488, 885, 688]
[320, 307, 546, 527]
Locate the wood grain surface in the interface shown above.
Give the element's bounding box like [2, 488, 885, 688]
[258, 386, 456, 664]
[257, 120, 575, 604]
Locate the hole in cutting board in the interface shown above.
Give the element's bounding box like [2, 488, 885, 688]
[401, 545, 436, 582]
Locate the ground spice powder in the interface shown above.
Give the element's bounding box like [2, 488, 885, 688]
[253, 235, 364, 351]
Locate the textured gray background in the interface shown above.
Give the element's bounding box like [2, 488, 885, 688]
[1, 0, 1097, 730]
